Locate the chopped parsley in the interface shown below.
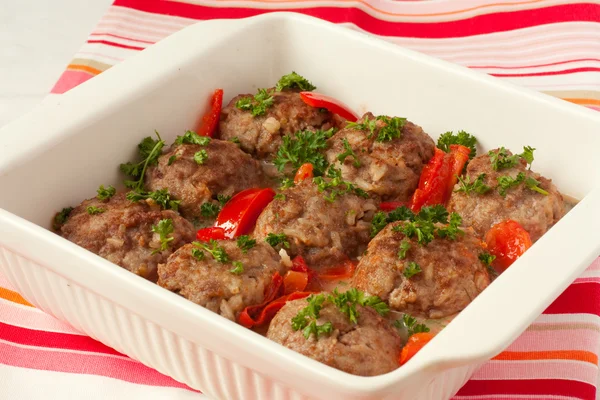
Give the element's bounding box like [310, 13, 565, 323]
[273, 193, 286, 201]
[346, 117, 378, 136]
[173, 130, 210, 146]
[200, 202, 221, 218]
[86, 206, 105, 215]
[395, 314, 430, 336]
[265, 233, 290, 249]
[497, 172, 548, 197]
[273, 129, 333, 176]
[230, 261, 244, 275]
[403, 261, 422, 278]
[489, 146, 535, 171]
[236, 235, 256, 253]
[217, 194, 231, 206]
[275, 71, 316, 92]
[194, 149, 208, 165]
[53, 207, 73, 230]
[191, 248, 205, 261]
[194, 239, 229, 263]
[96, 185, 116, 201]
[168, 155, 177, 165]
[230, 137, 241, 144]
[392, 205, 464, 246]
[313, 165, 369, 202]
[455, 174, 490, 195]
[126, 188, 181, 211]
[337, 138, 361, 167]
[329, 288, 389, 324]
[151, 219, 174, 254]
[479, 252, 496, 267]
[291, 294, 333, 339]
[437, 131, 478, 159]
[520, 146, 536, 168]
[280, 178, 295, 190]
[371, 205, 415, 237]
[525, 176, 549, 195]
[375, 116, 406, 142]
[120, 132, 165, 192]
[398, 240, 411, 259]
[235, 88, 274, 117]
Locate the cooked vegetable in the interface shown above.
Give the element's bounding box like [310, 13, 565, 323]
[214, 188, 276, 238]
[318, 259, 356, 281]
[235, 88, 274, 116]
[437, 130, 477, 159]
[485, 219, 532, 273]
[399, 332, 435, 365]
[96, 185, 116, 201]
[196, 89, 223, 137]
[273, 129, 333, 176]
[196, 226, 227, 242]
[126, 188, 181, 211]
[299, 91, 359, 122]
[294, 163, 314, 184]
[194, 149, 208, 165]
[283, 270, 309, 294]
[379, 201, 407, 212]
[120, 132, 165, 192]
[151, 218, 174, 254]
[275, 72, 316, 92]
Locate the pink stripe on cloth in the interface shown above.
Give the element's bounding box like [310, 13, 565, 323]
[51, 70, 95, 95]
[472, 359, 599, 385]
[0, 300, 84, 335]
[502, 329, 600, 353]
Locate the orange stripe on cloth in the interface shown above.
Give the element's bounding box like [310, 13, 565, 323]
[67, 64, 103, 76]
[563, 98, 600, 107]
[0, 287, 33, 307]
[494, 350, 598, 365]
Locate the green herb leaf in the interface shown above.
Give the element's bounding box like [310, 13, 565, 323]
[273, 129, 333, 176]
[120, 131, 165, 192]
[436, 213, 464, 240]
[200, 202, 221, 218]
[337, 138, 361, 167]
[525, 176, 549, 195]
[479, 252, 496, 266]
[375, 116, 406, 142]
[489, 147, 521, 171]
[398, 240, 411, 259]
[86, 206, 105, 215]
[230, 261, 244, 275]
[274, 193, 286, 201]
[191, 248, 205, 261]
[397, 313, 430, 336]
[371, 206, 415, 238]
[126, 188, 181, 211]
[230, 137, 240, 144]
[280, 178, 295, 190]
[151, 219, 174, 254]
[53, 207, 73, 230]
[291, 294, 332, 339]
[275, 71, 316, 92]
[236, 235, 256, 253]
[313, 165, 369, 202]
[437, 131, 478, 159]
[194, 239, 230, 263]
[497, 172, 526, 197]
[173, 131, 211, 146]
[403, 261, 422, 278]
[329, 288, 389, 324]
[235, 88, 274, 117]
[265, 233, 290, 249]
[519, 146, 535, 168]
[194, 149, 208, 165]
[392, 206, 462, 245]
[455, 174, 490, 195]
[96, 185, 116, 201]
[217, 194, 231, 206]
[168, 155, 177, 166]
[346, 118, 378, 136]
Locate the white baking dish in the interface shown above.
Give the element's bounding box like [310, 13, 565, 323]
[1, 13, 600, 400]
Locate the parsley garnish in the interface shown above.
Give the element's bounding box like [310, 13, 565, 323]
[313, 165, 369, 202]
[120, 131, 165, 192]
[275, 71, 316, 92]
[86, 206, 105, 215]
[236, 235, 256, 253]
[191, 248, 205, 261]
[291, 294, 333, 339]
[479, 252, 496, 266]
[230, 261, 244, 275]
[403, 262, 422, 278]
[53, 207, 73, 230]
[96, 185, 116, 201]
[280, 178, 295, 190]
[346, 118, 377, 136]
[395, 314, 430, 336]
[329, 288, 389, 324]
[273, 129, 333, 176]
[200, 202, 221, 218]
[194, 149, 208, 165]
[520, 146, 535, 168]
[274, 193, 286, 201]
[371, 206, 415, 237]
[455, 174, 490, 195]
[437, 131, 478, 159]
[217, 194, 231, 206]
[168, 155, 177, 166]
[173, 130, 211, 146]
[151, 219, 174, 254]
[525, 176, 549, 195]
[392, 205, 463, 246]
[126, 188, 181, 211]
[265, 233, 290, 249]
[230, 137, 240, 144]
[497, 172, 525, 197]
[337, 138, 361, 167]
[398, 240, 411, 259]
[489, 146, 536, 171]
[436, 213, 464, 240]
[194, 239, 229, 263]
[375, 116, 406, 142]
[235, 88, 274, 117]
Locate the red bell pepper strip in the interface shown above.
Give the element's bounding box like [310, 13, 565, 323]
[215, 188, 276, 239]
[197, 89, 223, 137]
[299, 92, 359, 122]
[294, 163, 314, 184]
[291, 255, 317, 285]
[318, 259, 356, 281]
[399, 332, 435, 366]
[238, 291, 311, 329]
[196, 227, 226, 242]
[379, 201, 407, 212]
[283, 271, 308, 294]
[409, 145, 470, 212]
[485, 219, 532, 274]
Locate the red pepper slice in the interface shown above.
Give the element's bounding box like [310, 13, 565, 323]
[409, 145, 470, 212]
[196, 226, 226, 242]
[291, 255, 317, 286]
[294, 163, 314, 184]
[318, 259, 356, 281]
[283, 271, 308, 294]
[238, 291, 311, 329]
[299, 92, 359, 122]
[399, 332, 435, 366]
[197, 89, 223, 137]
[215, 188, 276, 239]
[485, 219, 532, 273]
[379, 201, 408, 212]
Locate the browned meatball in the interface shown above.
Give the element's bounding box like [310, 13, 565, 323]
[267, 295, 402, 376]
[325, 113, 435, 202]
[145, 138, 266, 220]
[352, 222, 490, 319]
[158, 240, 283, 321]
[253, 180, 378, 267]
[58, 193, 195, 282]
[219, 90, 337, 160]
[447, 148, 566, 242]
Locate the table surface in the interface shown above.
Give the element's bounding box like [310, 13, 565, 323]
[1, 1, 599, 398]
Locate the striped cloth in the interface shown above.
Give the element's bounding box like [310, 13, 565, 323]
[2, 0, 600, 398]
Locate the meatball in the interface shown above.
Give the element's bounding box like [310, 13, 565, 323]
[325, 113, 435, 201]
[253, 180, 378, 267]
[59, 193, 195, 282]
[447, 148, 566, 242]
[145, 138, 266, 220]
[352, 222, 490, 319]
[219, 90, 337, 160]
[267, 295, 402, 376]
[157, 240, 283, 321]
